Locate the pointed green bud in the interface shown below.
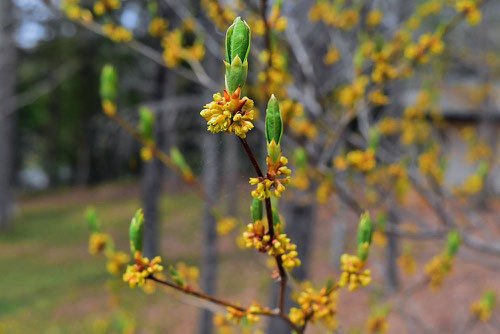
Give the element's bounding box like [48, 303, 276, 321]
[85, 207, 100, 233]
[224, 56, 248, 94]
[169, 265, 187, 287]
[251, 197, 263, 222]
[294, 148, 307, 170]
[100, 64, 118, 102]
[356, 211, 373, 261]
[358, 211, 373, 246]
[483, 291, 496, 309]
[129, 209, 145, 254]
[138, 107, 155, 142]
[225, 17, 251, 64]
[265, 95, 283, 145]
[445, 230, 461, 257]
[368, 128, 380, 151]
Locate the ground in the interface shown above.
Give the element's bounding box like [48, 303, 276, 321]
[0, 182, 498, 333]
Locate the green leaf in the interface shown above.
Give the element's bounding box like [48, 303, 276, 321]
[129, 209, 145, 254]
[225, 17, 251, 63]
[446, 230, 461, 257]
[138, 107, 155, 142]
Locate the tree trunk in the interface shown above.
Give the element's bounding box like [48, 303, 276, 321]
[0, 0, 17, 230]
[268, 197, 316, 333]
[199, 132, 220, 334]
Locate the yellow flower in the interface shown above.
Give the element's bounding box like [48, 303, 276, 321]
[175, 262, 200, 286]
[106, 251, 130, 275]
[338, 254, 371, 291]
[102, 23, 132, 43]
[123, 251, 163, 288]
[140, 146, 154, 162]
[88, 232, 109, 255]
[346, 149, 376, 172]
[290, 283, 339, 329]
[250, 155, 291, 199]
[324, 47, 340, 65]
[216, 217, 237, 236]
[425, 253, 453, 290]
[200, 88, 255, 138]
[149, 17, 168, 37]
[378, 117, 399, 136]
[397, 252, 417, 276]
[369, 89, 389, 105]
[102, 100, 116, 117]
[456, 1, 482, 26]
[366, 10, 383, 27]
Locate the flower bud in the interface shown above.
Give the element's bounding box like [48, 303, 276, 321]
[446, 230, 461, 257]
[265, 95, 283, 145]
[138, 107, 155, 142]
[170, 147, 192, 175]
[251, 197, 263, 222]
[267, 139, 281, 165]
[129, 209, 145, 254]
[100, 64, 118, 102]
[225, 17, 251, 64]
[224, 17, 250, 94]
[85, 207, 100, 233]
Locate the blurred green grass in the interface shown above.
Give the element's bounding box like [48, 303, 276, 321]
[0, 184, 208, 333]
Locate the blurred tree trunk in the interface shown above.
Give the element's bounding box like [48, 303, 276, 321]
[199, 132, 220, 334]
[224, 135, 239, 216]
[268, 196, 316, 333]
[142, 67, 175, 258]
[0, 0, 17, 230]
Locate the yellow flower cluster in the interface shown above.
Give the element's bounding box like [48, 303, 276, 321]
[418, 147, 444, 185]
[405, 1, 443, 30]
[372, 61, 397, 83]
[339, 75, 369, 108]
[404, 33, 444, 64]
[216, 303, 265, 327]
[140, 146, 154, 162]
[397, 251, 417, 276]
[316, 179, 334, 204]
[369, 89, 389, 106]
[344, 149, 377, 172]
[366, 10, 383, 28]
[102, 23, 133, 42]
[201, 0, 236, 31]
[93, 0, 121, 16]
[242, 221, 301, 270]
[88, 232, 109, 255]
[123, 251, 164, 288]
[324, 46, 340, 65]
[456, 0, 482, 25]
[162, 29, 205, 68]
[424, 253, 453, 289]
[106, 251, 130, 275]
[216, 217, 237, 236]
[459, 174, 484, 195]
[62, 0, 93, 22]
[257, 50, 293, 98]
[309, 1, 360, 30]
[200, 88, 255, 138]
[149, 17, 168, 38]
[280, 100, 317, 139]
[378, 117, 400, 136]
[365, 314, 390, 333]
[289, 284, 339, 329]
[470, 293, 496, 322]
[338, 254, 371, 291]
[102, 100, 116, 117]
[175, 262, 200, 286]
[249, 155, 291, 199]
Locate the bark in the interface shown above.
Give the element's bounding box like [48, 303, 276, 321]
[268, 197, 316, 333]
[142, 67, 175, 258]
[0, 0, 17, 230]
[199, 132, 220, 334]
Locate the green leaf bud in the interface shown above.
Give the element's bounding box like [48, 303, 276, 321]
[100, 64, 118, 102]
[445, 230, 461, 257]
[265, 95, 283, 145]
[251, 197, 263, 222]
[225, 17, 251, 64]
[85, 207, 100, 233]
[129, 209, 145, 254]
[138, 107, 155, 142]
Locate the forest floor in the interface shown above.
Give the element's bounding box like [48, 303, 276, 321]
[0, 181, 499, 333]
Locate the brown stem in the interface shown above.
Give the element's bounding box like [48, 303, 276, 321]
[237, 136, 288, 315]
